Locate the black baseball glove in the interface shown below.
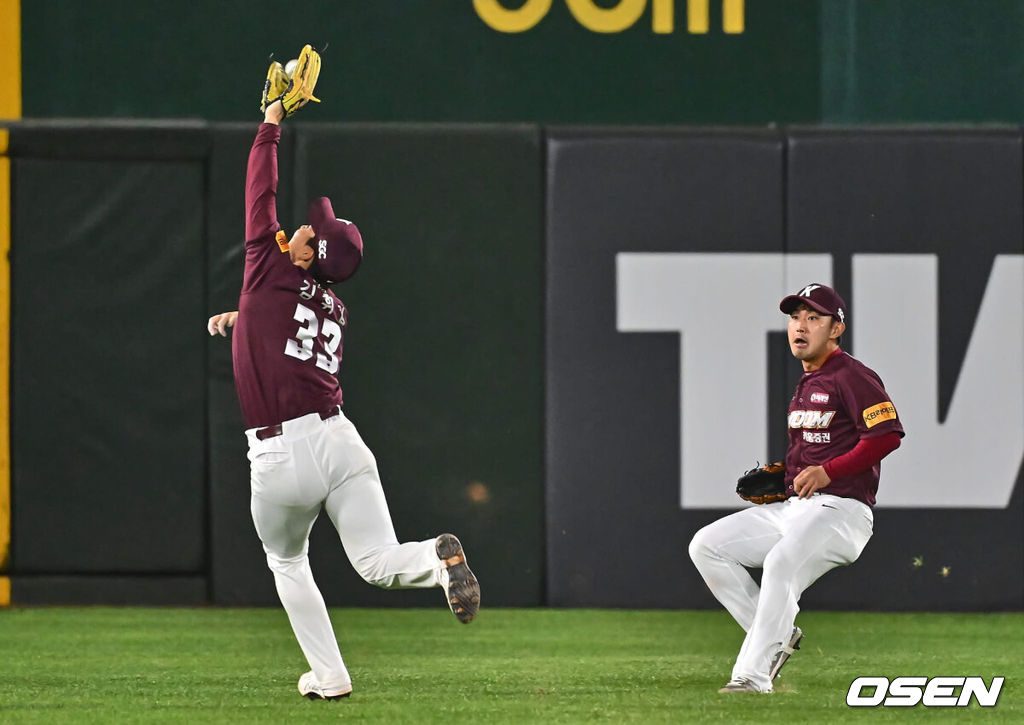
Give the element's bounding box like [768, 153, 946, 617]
[736, 462, 787, 504]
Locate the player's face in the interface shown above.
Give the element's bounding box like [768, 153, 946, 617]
[788, 306, 840, 368]
[288, 238, 313, 265]
[288, 225, 317, 267]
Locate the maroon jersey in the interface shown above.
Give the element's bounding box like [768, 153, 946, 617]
[784, 348, 904, 506]
[232, 123, 346, 429]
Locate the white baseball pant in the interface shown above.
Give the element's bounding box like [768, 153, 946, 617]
[247, 408, 445, 693]
[689, 494, 873, 691]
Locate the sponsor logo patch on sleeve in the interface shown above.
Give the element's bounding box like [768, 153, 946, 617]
[863, 401, 897, 428]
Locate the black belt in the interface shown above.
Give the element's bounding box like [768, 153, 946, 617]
[255, 405, 342, 440]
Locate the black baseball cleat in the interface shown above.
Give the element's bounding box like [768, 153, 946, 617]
[298, 671, 352, 700]
[769, 626, 803, 680]
[436, 533, 480, 623]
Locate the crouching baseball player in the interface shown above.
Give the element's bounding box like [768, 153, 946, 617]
[207, 47, 480, 701]
[688, 284, 903, 694]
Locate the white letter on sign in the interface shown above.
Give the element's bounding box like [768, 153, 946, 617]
[853, 254, 1024, 508]
[616, 252, 831, 508]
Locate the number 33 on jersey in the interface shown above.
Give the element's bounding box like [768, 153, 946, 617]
[285, 279, 347, 374]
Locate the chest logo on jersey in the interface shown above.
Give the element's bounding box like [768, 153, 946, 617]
[810, 392, 830, 404]
[863, 401, 897, 428]
[297, 280, 345, 324]
[789, 410, 836, 429]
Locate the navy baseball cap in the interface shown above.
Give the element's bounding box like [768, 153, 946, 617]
[780, 283, 848, 324]
[308, 197, 363, 285]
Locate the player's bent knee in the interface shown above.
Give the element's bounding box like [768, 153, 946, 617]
[352, 554, 398, 588]
[761, 545, 798, 577]
[688, 526, 716, 564]
[265, 550, 309, 575]
[355, 566, 399, 589]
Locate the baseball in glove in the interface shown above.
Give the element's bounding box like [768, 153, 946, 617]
[736, 461, 787, 504]
[280, 44, 322, 116]
[260, 45, 322, 116]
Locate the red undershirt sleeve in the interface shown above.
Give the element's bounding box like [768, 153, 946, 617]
[823, 432, 902, 480]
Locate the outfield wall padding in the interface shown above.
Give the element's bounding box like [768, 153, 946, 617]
[292, 124, 545, 608]
[9, 126, 209, 579]
[786, 129, 1024, 611]
[203, 123, 546, 607]
[545, 128, 787, 608]
[545, 126, 1024, 611]
[2, 121, 1020, 611]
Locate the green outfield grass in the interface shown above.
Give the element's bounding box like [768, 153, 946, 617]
[0, 607, 1020, 723]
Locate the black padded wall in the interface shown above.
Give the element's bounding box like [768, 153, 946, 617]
[294, 124, 545, 608]
[8, 125, 210, 603]
[3, 121, 1020, 611]
[545, 128, 787, 608]
[787, 129, 1024, 610]
[544, 127, 1024, 610]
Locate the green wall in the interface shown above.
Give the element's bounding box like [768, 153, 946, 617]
[25, 1, 1024, 124]
[24, 1, 819, 124]
[820, 0, 1024, 122]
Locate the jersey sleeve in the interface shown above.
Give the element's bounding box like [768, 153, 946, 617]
[823, 431, 902, 479]
[836, 365, 905, 439]
[245, 123, 283, 243]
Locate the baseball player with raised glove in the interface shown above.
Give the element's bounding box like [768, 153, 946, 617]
[688, 284, 904, 694]
[207, 47, 480, 702]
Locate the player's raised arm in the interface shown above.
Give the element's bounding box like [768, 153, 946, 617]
[244, 111, 284, 244]
[222, 47, 479, 703]
[245, 46, 322, 244]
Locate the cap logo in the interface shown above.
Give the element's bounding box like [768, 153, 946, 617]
[798, 284, 821, 297]
[318, 239, 328, 259]
[837, 307, 845, 322]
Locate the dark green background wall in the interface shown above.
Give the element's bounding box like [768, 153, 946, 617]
[23, 1, 1024, 124]
[821, 0, 1024, 122]
[26, 1, 818, 124]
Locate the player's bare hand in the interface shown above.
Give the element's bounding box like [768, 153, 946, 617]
[207, 311, 238, 337]
[793, 465, 831, 499]
[290, 224, 316, 247]
[264, 99, 286, 125]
